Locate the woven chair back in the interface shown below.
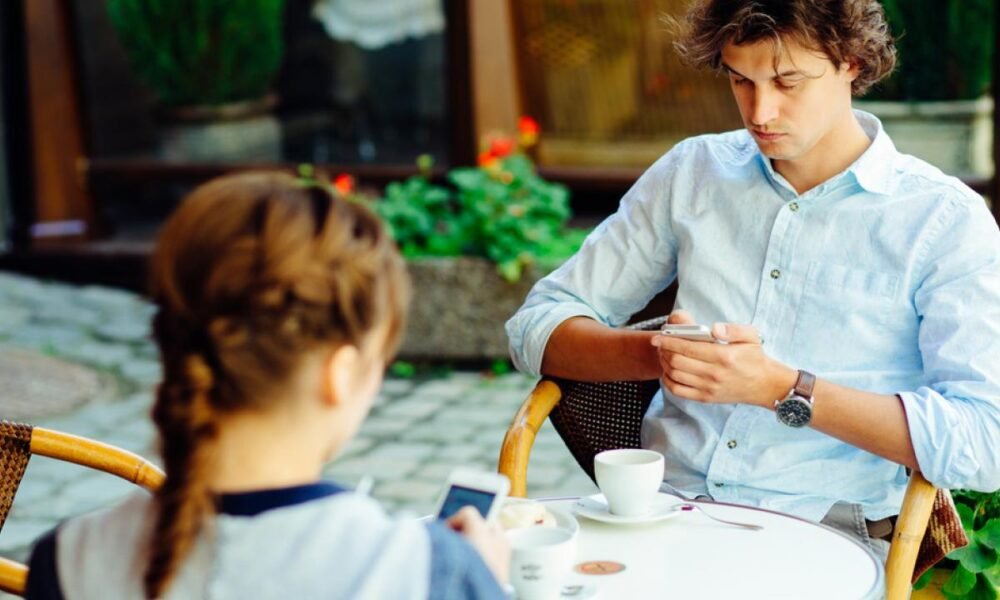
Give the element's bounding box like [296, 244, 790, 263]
[0, 422, 33, 533]
[548, 317, 665, 480]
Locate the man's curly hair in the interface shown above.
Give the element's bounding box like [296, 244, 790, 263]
[672, 0, 896, 96]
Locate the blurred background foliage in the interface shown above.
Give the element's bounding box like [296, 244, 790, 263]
[875, 0, 995, 101]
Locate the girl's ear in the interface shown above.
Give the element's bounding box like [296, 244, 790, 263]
[322, 344, 361, 408]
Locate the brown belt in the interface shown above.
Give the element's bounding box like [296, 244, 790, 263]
[866, 516, 896, 541]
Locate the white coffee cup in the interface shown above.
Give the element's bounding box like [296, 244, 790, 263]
[594, 448, 665, 517]
[507, 526, 576, 600]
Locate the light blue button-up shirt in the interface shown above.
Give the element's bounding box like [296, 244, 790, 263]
[506, 111, 1000, 522]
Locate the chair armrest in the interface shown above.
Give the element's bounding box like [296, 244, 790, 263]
[0, 556, 28, 596]
[885, 471, 936, 600]
[31, 427, 165, 492]
[498, 380, 562, 497]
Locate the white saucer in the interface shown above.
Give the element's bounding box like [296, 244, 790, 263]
[573, 493, 684, 525]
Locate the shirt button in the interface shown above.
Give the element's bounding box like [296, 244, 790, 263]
[727, 440, 738, 449]
[770, 269, 781, 280]
[714, 482, 725, 488]
[789, 202, 800, 212]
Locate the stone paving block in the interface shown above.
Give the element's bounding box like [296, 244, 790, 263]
[373, 479, 440, 506]
[374, 397, 444, 420]
[380, 378, 416, 397]
[432, 442, 487, 462]
[457, 405, 521, 426]
[76, 285, 147, 313]
[412, 461, 461, 483]
[119, 360, 162, 386]
[58, 341, 136, 371]
[0, 518, 52, 557]
[94, 319, 151, 344]
[410, 376, 481, 400]
[0, 306, 30, 333]
[355, 418, 411, 438]
[336, 436, 375, 460]
[367, 442, 437, 461]
[19, 457, 91, 485]
[326, 456, 419, 481]
[397, 421, 473, 444]
[61, 397, 148, 432]
[3, 325, 90, 351]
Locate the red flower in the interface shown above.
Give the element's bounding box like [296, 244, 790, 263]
[333, 174, 355, 196]
[518, 116, 540, 136]
[518, 116, 540, 147]
[488, 137, 515, 159]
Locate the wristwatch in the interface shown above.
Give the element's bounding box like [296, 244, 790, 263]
[774, 370, 816, 428]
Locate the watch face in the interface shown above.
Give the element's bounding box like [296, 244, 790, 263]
[777, 396, 812, 427]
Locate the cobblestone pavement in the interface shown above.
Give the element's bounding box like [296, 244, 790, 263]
[0, 271, 596, 571]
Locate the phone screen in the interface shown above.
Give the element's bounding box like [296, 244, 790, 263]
[436, 484, 496, 520]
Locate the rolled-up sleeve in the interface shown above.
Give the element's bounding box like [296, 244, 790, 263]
[505, 149, 685, 375]
[899, 195, 1000, 492]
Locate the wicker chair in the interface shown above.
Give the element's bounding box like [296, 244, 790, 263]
[497, 317, 968, 600]
[0, 421, 165, 596]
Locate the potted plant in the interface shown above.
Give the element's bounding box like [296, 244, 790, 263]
[306, 117, 590, 361]
[913, 489, 1000, 599]
[856, 0, 994, 178]
[106, 0, 286, 160]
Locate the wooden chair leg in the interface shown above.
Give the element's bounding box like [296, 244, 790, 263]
[498, 380, 561, 497]
[885, 471, 937, 600]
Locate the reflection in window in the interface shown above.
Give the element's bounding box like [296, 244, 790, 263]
[71, 0, 448, 166]
[512, 0, 742, 169]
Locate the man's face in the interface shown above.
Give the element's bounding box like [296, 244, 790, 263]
[720, 38, 858, 165]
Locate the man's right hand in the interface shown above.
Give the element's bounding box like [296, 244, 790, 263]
[447, 506, 511, 585]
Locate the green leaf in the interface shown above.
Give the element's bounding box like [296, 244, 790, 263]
[389, 361, 416, 379]
[913, 568, 934, 591]
[961, 543, 998, 574]
[943, 566, 978, 596]
[985, 562, 1000, 588]
[967, 575, 999, 600]
[978, 519, 1000, 550]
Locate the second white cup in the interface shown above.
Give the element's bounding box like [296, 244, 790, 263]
[594, 448, 665, 517]
[507, 526, 576, 600]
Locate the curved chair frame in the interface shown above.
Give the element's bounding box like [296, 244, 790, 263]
[0, 421, 164, 596]
[497, 318, 967, 600]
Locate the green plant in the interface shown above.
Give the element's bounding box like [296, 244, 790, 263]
[875, 0, 994, 101]
[106, 0, 285, 107]
[370, 119, 588, 282]
[915, 490, 1000, 598]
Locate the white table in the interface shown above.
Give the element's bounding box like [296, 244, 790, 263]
[543, 495, 884, 600]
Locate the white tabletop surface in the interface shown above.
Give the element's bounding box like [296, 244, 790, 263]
[543, 494, 884, 600]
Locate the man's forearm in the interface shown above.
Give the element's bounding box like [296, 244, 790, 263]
[540, 317, 663, 381]
[810, 378, 919, 470]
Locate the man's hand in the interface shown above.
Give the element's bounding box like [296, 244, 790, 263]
[650, 311, 795, 408]
[447, 506, 511, 585]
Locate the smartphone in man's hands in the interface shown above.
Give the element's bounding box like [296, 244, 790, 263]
[659, 323, 720, 343]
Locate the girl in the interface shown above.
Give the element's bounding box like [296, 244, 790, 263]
[26, 172, 508, 599]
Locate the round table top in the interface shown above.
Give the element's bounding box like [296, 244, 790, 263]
[542, 494, 884, 600]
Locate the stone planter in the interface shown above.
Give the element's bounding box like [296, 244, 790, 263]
[157, 95, 282, 162]
[398, 257, 546, 361]
[855, 96, 994, 179]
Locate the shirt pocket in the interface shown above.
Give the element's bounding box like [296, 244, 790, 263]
[790, 262, 919, 372]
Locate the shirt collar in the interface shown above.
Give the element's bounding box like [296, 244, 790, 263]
[752, 109, 898, 197]
[217, 481, 346, 516]
[849, 109, 897, 195]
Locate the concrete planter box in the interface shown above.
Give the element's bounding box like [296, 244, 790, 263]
[398, 257, 547, 361]
[855, 96, 994, 179]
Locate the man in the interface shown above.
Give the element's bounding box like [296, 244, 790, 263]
[506, 0, 1000, 555]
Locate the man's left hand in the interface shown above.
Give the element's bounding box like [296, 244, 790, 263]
[650, 322, 795, 408]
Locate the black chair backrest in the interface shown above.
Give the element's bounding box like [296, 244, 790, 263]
[547, 317, 665, 481]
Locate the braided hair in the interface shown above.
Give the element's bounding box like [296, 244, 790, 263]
[144, 172, 409, 598]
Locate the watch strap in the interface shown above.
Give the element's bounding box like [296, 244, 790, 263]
[792, 370, 816, 400]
